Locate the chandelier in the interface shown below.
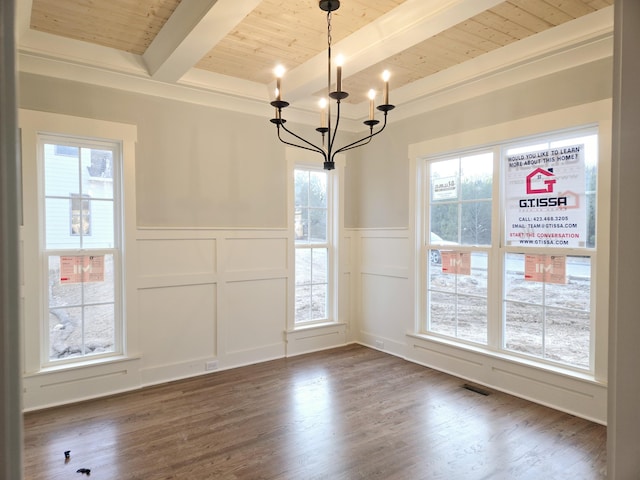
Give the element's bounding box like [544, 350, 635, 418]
[270, 0, 395, 171]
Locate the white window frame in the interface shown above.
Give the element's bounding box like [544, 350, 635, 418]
[39, 134, 122, 365]
[286, 147, 344, 331]
[409, 100, 611, 382]
[425, 148, 495, 346]
[20, 110, 138, 373]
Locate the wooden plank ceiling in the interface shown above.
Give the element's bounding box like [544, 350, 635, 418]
[195, 0, 407, 85]
[30, 0, 183, 55]
[29, 0, 613, 104]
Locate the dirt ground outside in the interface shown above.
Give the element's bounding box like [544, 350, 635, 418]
[428, 252, 591, 369]
[48, 254, 115, 360]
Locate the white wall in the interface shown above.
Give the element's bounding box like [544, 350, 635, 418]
[19, 73, 288, 229]
[18, 87, 352, 409]
[19, 56, 613, 422]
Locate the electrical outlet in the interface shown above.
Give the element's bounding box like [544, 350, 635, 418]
[205, 360, 218, 371]
[375, 340, 384, 349]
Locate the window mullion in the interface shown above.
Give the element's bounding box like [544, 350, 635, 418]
[488, 146, 502, 349]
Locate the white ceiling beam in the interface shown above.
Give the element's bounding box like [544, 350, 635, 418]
[15, 0, 34, 42]
[17, 29, 148, 78]
[279, 0, 506, 102]
[143, 0, 262, 82]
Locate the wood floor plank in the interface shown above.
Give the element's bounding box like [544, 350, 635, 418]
[23, 345, 606, 479]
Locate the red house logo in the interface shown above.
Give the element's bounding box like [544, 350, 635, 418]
[558, 190, 580, 210]
[526, 168, 556, 194]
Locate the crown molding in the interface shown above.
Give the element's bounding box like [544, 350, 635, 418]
[17, 5, 613, 133]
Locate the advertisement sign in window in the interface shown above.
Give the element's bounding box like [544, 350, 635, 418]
[505, 144, 586, 248]
[524, 254, 567, 284]
[441, 251, 471, 275]
[60, 255, 105, 284]
[432, 175, 458, 200]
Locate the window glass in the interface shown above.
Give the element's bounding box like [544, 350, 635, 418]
[82, 199, 114, 249]
[430, 152, 492, 245]
[47, 252, 117, 360]
[294, 168, 330, 324]
[42, 138, 120, 363]
[503, 253, 591, 369]
[70, 194, 91, 236]
[428, 251, 489, 345]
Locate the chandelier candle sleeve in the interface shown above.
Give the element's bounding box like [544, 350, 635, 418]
[336, 55, 344, 93]
[383, 70, 390, 105]
[275, 65, 285, 101]
[368, 89, 376, 120]
[319, 98, 327, 128]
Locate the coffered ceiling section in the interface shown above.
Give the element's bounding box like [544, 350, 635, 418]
[21, 0, 614, 109]
[195, 0, 407, 85]
[30, 0, 183, 55]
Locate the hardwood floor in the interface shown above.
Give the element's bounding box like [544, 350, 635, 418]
[23, 345, 606, 479]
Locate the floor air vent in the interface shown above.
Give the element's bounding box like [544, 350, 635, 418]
[463, 383, 490, 396]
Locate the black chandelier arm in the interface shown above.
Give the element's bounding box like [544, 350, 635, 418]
[332, 135, 373, 158]
[276, 122, 328, 159]
[276, 129, 324, 157]
[331, 112, 389, 159]
[329, 98, 343, 152]
[276, 130, 328, 161]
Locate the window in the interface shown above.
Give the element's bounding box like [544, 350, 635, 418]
[294, 168, 329, 324]
[428, 151, 493, 345]
[41, 137, 121, 363]
[501, 133, 597, 369]
[423, 127, 598, 371]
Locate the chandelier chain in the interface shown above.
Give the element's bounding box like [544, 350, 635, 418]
[327, 11, 332, 50]
[326, 10, 332, 130]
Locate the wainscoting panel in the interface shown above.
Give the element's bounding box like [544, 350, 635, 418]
[224, 237, 287, 274]
[360, 233, 409, 274]
[360, 273, 411, 358]
[355, 229, 412, 359]
[22, 358, 142, 411]
[137, 236, 217, 289]
[223, 277, 288, 366]
[138, 283, 217, 384]
[285, 323, 347, 357]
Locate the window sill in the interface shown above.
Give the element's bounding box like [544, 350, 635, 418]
[406, 332, 606, 387]
[24, 354, 142, 378]
[286, 321, 346, 334]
